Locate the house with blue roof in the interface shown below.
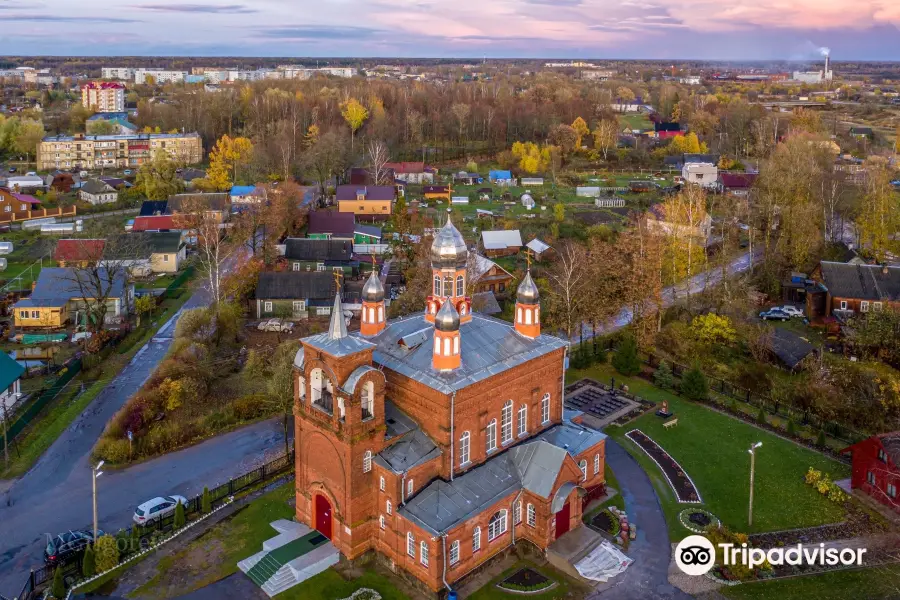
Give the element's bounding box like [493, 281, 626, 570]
[0, 351, 25, 413]
[489, 170, 513, 186]
[230, 185, 267, 206]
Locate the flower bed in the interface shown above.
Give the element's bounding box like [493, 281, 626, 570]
[626, 429, 701, 503]
[678, 508, 720, 533]
[497, 567, 556, 594]
[591, 509, 621, 537]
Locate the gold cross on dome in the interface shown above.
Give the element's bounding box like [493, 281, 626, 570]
[525, 248, 534, 270]
[333, 270, 344, 289]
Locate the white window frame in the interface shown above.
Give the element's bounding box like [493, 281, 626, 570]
[293, 300, 305, 313]
[541, 393, 550, 424]
[888, 483, 897, 498]
[407, 532, 415, 557]
[292, 262, 300, 271]
[386, 499, 392, 515]
[879, 449, 888, 463]
[449, 540, 460, 565]
[459, 431, 470, 467]
[517, 404, 527, 437]
[380, 514, 385, 530]
[420, 541, 429, 566]
[488, 510, 508, 541]
[580, 460, 588, 482]
[861, 300, 870, 312]
[867, 471, 876, 485]
[840, 300, 848, 310]
[501, 400, 513, 445]
[527, 503, 536, 527]
[472, 527, 481, 553]
[380, 476, 385, 491]
[363, 450, 372, 473]
[874, 302, 883, 312]
[486, 419, 497, 453]
[594, 453, 600, 475]
[264, 301, 273, 313]
[407, 479, 414, 497]
[514, 501, 522, 524]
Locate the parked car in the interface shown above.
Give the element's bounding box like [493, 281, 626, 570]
[133, 495, 189, 525]
[44, 530, 103, 565]
[777, 305, 804, 318]
[759, 308, 790, 321]
[123, 169, 133, 175]
[71, 331, 93, 343]
[8, 167, 16, 173]
[258, 318, 294, 333]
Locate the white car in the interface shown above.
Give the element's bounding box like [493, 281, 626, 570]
[777, 305, 804, 318]
[134, 495, 188, 525]
[258, 318, 294, 332]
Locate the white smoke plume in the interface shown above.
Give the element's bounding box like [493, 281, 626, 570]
[819, 47, 831, 57]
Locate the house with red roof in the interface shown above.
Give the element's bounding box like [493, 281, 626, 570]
[842, 433, 900, 515]
[719, 172, 758, 197]
[132, 215, 178, 232]
[384, 162, 434, 184]
[55, 239, 106, 267]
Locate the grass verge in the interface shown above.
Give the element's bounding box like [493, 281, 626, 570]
[721, 564, 900, 600]
[466, 560, 589, 600]
[569, 363, 849, 540]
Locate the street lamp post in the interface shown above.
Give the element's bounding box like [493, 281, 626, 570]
[92, 461, 104, 541]
[748, 442, 762, 528]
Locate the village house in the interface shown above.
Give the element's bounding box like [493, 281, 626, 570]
[229, 185, 267, 206]
[385, 162, 434, 184]
[471, 255, 514, 297]
[117, 232, 186, 274]
[55, 238, 106, 268]
[255, 271, 337, 319]
[719, 172, 758, 197]
[79, 179, 119, 205]
[139, 200, 169, 217]
[681, 162, 719, 189]
[0, 187, 76, 224]
[646, 204, 713, 246]
[336, 185, 395, 220]
[481, 230, 523, 258]
[0, 351, 25, 417]
[525, 239, 552, 261]
[489, 170, 514, 186]
[284, 238, 355, 275]
[13, 267, 133, 329]
[422, 185, 451, 202]
[292, 217, 606, 597]
[131, 215, 179, 233]
[168, 192, 231, 224]
[842, 433, 900, 515]
[453, 172, 483, 186]
[308, 211, 356, 241]
[807, 262, 900, 318]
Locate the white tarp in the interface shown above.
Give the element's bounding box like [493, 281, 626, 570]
[574, 540, 634, 582]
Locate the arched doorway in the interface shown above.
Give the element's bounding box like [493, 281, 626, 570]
[555, 502, 571, 539]
[315, 494, 332, 539]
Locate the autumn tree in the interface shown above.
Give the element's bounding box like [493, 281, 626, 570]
[134, 149, 184, 201]
[451, 103, 471, 143]
[548, 124, 578, 158]
[571, 117, 590, 148]
[203, 135, 253, 191]
[367, 140, 392, 185]
[592, 119, 619, 160]
[176, 195, 243, 304]
[340, 98, 368, 149]
[265, 340, 300, 457]
[303, 131, 349, 199]
[543, 241, 588, 340]
[616, 86, 636, 103]
[12, 118, 44, 161]
[86, 120, 119, 135]
[857, 161, 900, 263]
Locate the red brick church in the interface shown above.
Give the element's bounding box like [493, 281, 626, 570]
[293, 217, 607, 595]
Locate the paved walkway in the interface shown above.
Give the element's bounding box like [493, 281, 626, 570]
[588, 440, 694, 600]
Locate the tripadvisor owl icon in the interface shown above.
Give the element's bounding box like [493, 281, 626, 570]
[675, 535, 716, 576]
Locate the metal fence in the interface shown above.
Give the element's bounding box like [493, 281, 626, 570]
[1, 359, 82, 450]
[16, 448, 295, 600]
[163, 266, 195, 300]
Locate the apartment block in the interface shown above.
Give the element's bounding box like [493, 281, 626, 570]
[38, 133, 203, 171]
[82, 82, 126, 112]
[101, 67, 136, 80]
[134, 70, 187, 84]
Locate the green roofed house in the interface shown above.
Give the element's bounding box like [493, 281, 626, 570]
[255, 271, 337, 320]
[0, 351, 26, 415]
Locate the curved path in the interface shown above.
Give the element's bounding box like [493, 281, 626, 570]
[589, 440, 694, 600]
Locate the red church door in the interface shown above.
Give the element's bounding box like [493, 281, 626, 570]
[555, 502, 571, 539]
[315, 494, 332, 540]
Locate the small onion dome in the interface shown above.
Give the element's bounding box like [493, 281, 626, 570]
[517, 270, 540, 305]
[431, 215, 468, 269]
[435, 298, 460, 332]
[362, 270, 385, 302]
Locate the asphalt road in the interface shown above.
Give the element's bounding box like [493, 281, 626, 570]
[0, 236, 284, 597]
[579, 248, 763, 340]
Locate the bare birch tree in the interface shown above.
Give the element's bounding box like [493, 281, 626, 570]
[177, 196, 242, 305]
[367, 140, 392, 186]
[545, 241, 588, 340]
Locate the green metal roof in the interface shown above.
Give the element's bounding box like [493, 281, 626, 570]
[0, 351, 25, 391]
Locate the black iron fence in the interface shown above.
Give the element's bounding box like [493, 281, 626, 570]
[16, 448, 294, 600]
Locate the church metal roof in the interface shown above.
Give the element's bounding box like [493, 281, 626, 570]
[375, 401, 442, 473]
[354, 313, 567, 394]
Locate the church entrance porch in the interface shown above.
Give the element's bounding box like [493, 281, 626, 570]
[315, 494, 333, 540]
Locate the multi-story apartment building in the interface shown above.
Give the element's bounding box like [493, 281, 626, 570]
[134, 70, 187, 84]
[102, 67, 136, 80]
[37, 133, 203, 171]
[81, 82, 126, 112]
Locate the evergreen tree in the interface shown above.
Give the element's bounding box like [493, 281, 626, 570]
[653, 360, 674, 389]
[612, 335, 641, 376]
[201, 486, 211, 514]
[816, 429, 826, 447]
[757, 407, 767, 424]
[51, 566, 65, 599]
[82, 543, 96, 578]
[787, 418, 796, 436]
[174, 500, 186, 529]
[679, 364, 708, 401]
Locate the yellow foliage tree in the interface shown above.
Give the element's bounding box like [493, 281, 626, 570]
[510, 141, 551, 174]
[690, 313, 737, 346]
[667, 132, 707, 155]
[340, 98, 369, 149]
[571, 117, 590, 148]
[205, 134, 253, 191]
[304, 124, 320, 148]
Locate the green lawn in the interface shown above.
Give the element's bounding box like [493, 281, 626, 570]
[466, 561, 589, 600]
[618, 113, 654, 131]
[277, 569, 410, 600]
[568, 363, 849, 540]
[722, 564, 900, 600]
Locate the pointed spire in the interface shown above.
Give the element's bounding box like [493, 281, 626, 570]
[327, 292, 348, 340]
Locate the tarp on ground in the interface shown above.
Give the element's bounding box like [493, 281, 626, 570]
[21, 334, 68, 344]
[574, 540, 634, 582]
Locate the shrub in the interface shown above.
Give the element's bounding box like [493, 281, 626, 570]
[174, 500, 186, 529]
[51, 566, 65, 599]
[202, 486, 211, 514]
[756, 407, 766, 424]
[653, 361, 674, 389]
[787, 418, 796, 436]
[94, 534, 120, 573]
[707, 526, 754, 580]
[690, 313, 738, 346]
[805, 467, 822, 485]
[612, 335, 641, 376]
[93, 438, 131, 464]
[816, 429, 826, 447]
[244, 349, 266, 379]
[174, 307, 210, 340]
[82, 543, 96, 578]
[680, 365, 709, 401]
[827, 482, 848, 503]
[233, 394, 267, 420]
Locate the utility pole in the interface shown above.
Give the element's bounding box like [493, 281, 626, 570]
[2, 401, 9, 470]
[748, 442, 762, 527]
[92, 461, 104, 541]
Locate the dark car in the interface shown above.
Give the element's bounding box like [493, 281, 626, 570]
[8, 167, 16, 173]
[44, 530, 103, 565]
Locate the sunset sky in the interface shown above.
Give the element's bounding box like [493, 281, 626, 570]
[1, 0, 899, 59]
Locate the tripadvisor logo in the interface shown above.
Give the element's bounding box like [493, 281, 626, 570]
[675, 535, 867, 577]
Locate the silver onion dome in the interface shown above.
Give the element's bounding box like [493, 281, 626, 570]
[435, 298, 460, 332]
[517, 270, 540, 305]
[431, 215, 468, 269]
[362, 270, 385, 302]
